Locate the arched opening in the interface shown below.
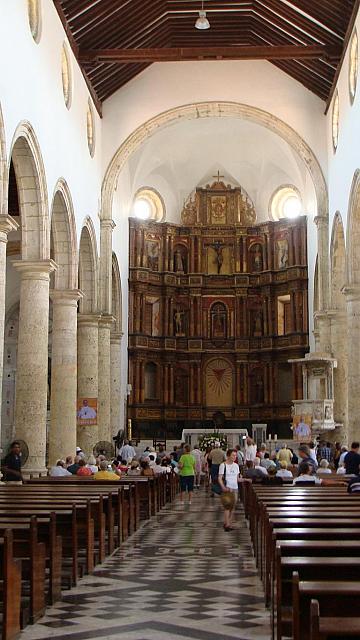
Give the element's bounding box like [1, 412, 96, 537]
[50, 182, 77, 291]
[78, 219, 98, 314]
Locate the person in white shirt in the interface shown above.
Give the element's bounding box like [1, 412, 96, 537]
[293, 462, 323, 485]
[254, 457, 268, 476]
[118, 440, 136, 462]
[316, 459, 332, 475]
[244, 438, 257, 462]
[337, 463, 346, 475]
[276, 460, 293, 479]
[49, 460, 72, 477]
[218, 449, 240, 532]
[191, 445, 202, 489]
[86, 454, 98, 474]
[339, 447, 348, 466]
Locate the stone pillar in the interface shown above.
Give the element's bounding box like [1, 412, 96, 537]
[0, 216, 18, 445]
[99, 219, 115, 314]
[48, 289, 82, 465]
[13, 259, 57, 474]
[343, 286, 360, 444]
[328, 308, 348, 443]
[110, 331, 123, 438]
[314, 215, 330, 345]
[98, 314, 114, 443]
[77, 314, 100, 454]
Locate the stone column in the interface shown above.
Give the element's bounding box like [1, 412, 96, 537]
[328, 308, 348, 443]
[13, 259, 56, 474]
[314, 215, 330, 347]
[110, 331, 123, 438]
[343, 286, 360, 444]
[77, 314, 100, 454]
[99, 220, 115, 314]
[0, 216, 18, 445]
[98, 314, 114, 443]
[48, 289, 82, 465]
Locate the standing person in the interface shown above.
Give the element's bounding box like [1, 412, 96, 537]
[208, 442, 226, 492]
[2, 441, 23, 483]
[204, 446, 212, 486]
[218, 449, 240, 531]
[191, 443, 202, 489]
[178, 444, 195, 505]
[317, 441, 332, 463]
[333, 442, 341, 469]
[118, 440, 136, 462]
[297, 444, 318, 474]
[244, 437, 257, 462]
[344, 442, 360, 475]
[277, 444, 292, 466]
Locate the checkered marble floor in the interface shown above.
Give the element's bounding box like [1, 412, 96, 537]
[21, 489, 271, 640]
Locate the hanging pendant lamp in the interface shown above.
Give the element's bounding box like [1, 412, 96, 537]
[195, 0, 210, 30]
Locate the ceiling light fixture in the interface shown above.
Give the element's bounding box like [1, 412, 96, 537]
[195, 0, 210, 30]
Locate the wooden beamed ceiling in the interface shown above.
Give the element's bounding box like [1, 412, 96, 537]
[54, 0, 359, 109]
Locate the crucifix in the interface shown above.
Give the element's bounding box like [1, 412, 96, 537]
[212, 170, 224, 183]
[211, 240, 224, 274]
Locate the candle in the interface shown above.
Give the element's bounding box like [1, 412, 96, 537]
[274, 434, 277, 441]
[268, 434, 271, 440]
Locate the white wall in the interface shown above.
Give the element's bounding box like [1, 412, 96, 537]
[0, 0, 102, 245]
[327, 10, 360, 248]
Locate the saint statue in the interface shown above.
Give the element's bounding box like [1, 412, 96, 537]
[253, 244, 263, 271]
[174, 309, 185, 335]
[174, 248, 184, 273]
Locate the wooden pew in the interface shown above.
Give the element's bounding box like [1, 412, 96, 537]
[292, 573, 360, 640]
[310, 598, 360, 639]
[0, 530, 22, 640]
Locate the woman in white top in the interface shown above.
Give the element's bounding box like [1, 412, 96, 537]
[86, 455, 98, 474]
[316, 459, 332, 475]
[244, 438, 257, 462]
[218, 449, 240, 532]
[276, 460, 293, 479]
[337, 463, 346, 475]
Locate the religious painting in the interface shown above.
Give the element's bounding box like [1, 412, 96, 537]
[77, 398, 97, 426]
[146, 240, 159, 271]
[252, 311, 263, 337]
[205, 358, 233, 407]
[250, 243, 263, 272]
[144, 362, 158, 400]
[250, 368, 264, 404]
[210, 195, 227, 225]
[292, 414, 312, 442]
[324, 403, 333, 421]
[210, 302, 227, 339]
[207, 245, 232, 275]
[276, 238, 289, 269]
[174, 369, 189, 405]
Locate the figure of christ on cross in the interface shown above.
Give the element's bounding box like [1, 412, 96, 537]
[212, 241, 224, 274]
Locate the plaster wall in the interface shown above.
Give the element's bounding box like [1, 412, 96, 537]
[0, 0, 102, 244]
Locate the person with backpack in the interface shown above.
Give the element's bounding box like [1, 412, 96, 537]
[218, 449, 240, 531]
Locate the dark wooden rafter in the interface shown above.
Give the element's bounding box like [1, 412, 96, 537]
[53, 0, 358, 104]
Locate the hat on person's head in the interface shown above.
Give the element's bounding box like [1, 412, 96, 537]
[214, 441, 220, 447]
[148, 453, 156, 462]
[76, 447, 82, 453]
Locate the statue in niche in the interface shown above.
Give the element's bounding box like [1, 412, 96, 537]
[254, 371, 264, 403]
[252, 244, 263, 272]
[212, 241, 224, 274]
[253, 311, 263, 337]
[146, 241, 159, 271]
[174, 308, 186, 335]
[211, 302, 227, 339]
[174, 248, 185, 273]
[277, 239, 289, 269]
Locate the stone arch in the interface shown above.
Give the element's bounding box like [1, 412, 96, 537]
[330, 213, 346, 310]
[50, 179, 77, 290]
[347, 169, 360, 285]
[102, 101, 328, 221]
[10, 121, 49, 259]
[111, 252, 122, 332]
[78, 216, 98, 314]
[0, 103, 7, 217]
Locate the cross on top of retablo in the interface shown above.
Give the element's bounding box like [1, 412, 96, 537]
[213, 170, 224, 183]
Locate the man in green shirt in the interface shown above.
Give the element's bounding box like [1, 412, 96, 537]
[178, 444, 196, 505]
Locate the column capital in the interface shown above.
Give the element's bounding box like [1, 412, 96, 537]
[12, 259, 57, 280]
[101, 219, 116, 231]
[0, 214, 19, 241]
[50, 289, 83, 306]
[314, 215, 328, 229]
[341, 284, 360, 301]
[110, 331, 124, 344]
[77, 313, 101, 327]
[99, 313, 116, 328]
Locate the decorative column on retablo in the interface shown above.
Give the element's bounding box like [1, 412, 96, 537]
[98, 314, 115, 443]
[110, 331, 123, 438]
[77, 314, 100, 453]
[13, 259, 57, 474]
[343, 285, 360, 444]
[48, 289, 83, 465]
[0, 216, 18, 443]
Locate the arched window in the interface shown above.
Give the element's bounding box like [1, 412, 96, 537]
[145, 362, 158, 400]
[61, 43, 72, 109]
[349, 29, 358, 104]
[132, 188, 165, 222]
[210, 302, 227, 339]
[270, 185, 302, 221]
[28, 0, 41, 43]
[87, 100, 95, 157]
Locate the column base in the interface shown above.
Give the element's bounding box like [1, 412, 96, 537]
[21, 467, 48, 479]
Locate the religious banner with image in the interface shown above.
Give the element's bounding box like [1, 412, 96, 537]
[292, 414, 312, 442]
[77, 398, 97, 426]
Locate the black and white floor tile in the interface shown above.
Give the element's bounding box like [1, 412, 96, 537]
[21, 490, 271, 640]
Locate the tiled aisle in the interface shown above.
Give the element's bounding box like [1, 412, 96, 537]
[21, 489, 271, 640]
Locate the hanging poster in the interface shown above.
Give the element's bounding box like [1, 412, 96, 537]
[292, 414, 312, 442]
[77, 398, 97, 426]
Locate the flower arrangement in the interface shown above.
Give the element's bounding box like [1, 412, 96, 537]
[198, 432, 228, 451]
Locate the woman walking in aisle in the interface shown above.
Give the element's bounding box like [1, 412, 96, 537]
[178, 444, 196, 505]
[218, 449, 240, 531]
